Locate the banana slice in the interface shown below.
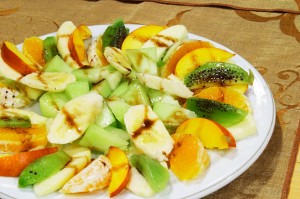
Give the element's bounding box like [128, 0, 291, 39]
[136, 73, 193, 98]
[56, 21, 80, 69]
[47, 92, 103, 144]
[104, 47, 131, 75]
[87, 37, 108, 67]
[19, 72, 76, 92]
[142, 25, 188, 60]
[124, 105, 173, 162]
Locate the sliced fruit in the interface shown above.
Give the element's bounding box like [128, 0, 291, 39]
[174, 47, 234, 79]
[24, 86, 44, 100]
[121, 80, 151, 106]
[42, 36, 58, 63]
[94, 101, 117, 128]
[124, 105, 173, 162]
[47, 92, 103, 144]
[175, 118, 236, 149]
[56, 21, 80, 69]
[130, 154, 170, 193]
[102, 19, 128, 50]
[194, 86, 250, 112]
[0, 76, 30, 108]
[18, 150, 71, 187]
[104, 46, 132, 75]
[0, 55, 23, 80]
[169, 134, 209, 180]
[122, 24, 166, 52]
[22, 36, 45, 66]
[3, 108, 46, 124]
[126, 167, 155, 197]
[43, 55, 73, 73]
[68, 24, 92, 66]
[79, 124, 128, 153]
[136, 73, 193, 99]
[87, 37, 109, 67]
[19, 72, 76, 92]
[39, 91, 69, 118]
[142, 25, 188, 61]
[1, 41, 38, 75]
[0, 147, 58, 177]
[226, 84, 248, 94]
[0, 123, 47, 153]
[0, 111, 31, 128]
[107, 97, 130, 125]
[33, 147, 91, 196]
[160, 40, 213, 78]
[61, 155, 112, 193]
[186, 97, 247, 127]
[184, 62, 254, 90]
[107, 146, 131, 197]
[64, 80, 90, 99]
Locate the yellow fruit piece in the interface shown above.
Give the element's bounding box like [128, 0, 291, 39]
[22, 37, 45, 66]
[169, 134, 209, 180]
[121, 25, 166, 52]
[194, 86, 249, 112]
[174, 47, 235, 79]
[175, 118, 236, 149]
[107, 146, 131, 197]
[226, 84, 248, 94]
[161, 40, 213, 78]
[61, 155, 112, 193]
[96, 36, 109, 66]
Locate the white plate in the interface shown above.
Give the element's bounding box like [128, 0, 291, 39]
[0, 24, 276, 199]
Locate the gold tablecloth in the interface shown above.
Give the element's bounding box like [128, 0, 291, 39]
[0, 0, 299, 198]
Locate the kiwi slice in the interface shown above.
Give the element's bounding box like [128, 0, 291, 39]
[0, 114, 31, 128]
[186, 97, 247, 127]
[184, 61, 254, 90]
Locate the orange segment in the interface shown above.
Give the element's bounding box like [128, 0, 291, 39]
[174, 47, 235, 79]
[96, 37, 109, 66]
[121, 25, 166, 52]
[22, 37, 45, 66]
[169, 134, 209, 180]
[161, 40, 213, 78]
[194, 86, 249, 112]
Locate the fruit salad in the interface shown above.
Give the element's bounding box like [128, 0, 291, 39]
[0, 19, 257, 198]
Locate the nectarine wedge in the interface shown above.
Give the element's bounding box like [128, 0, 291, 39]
[1, 41, 38, 75]
[175, 118, 236, 149]
[174, 47, 235, 79]
[107, 146, 131, 197]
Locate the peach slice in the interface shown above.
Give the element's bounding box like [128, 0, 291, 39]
[106, 146, 131, 197]
[68, 25, 92, 66]
[169, 134, 209, 180]
[1, 41, 38, 75]
[121, 25, 166, 52]
[194, 86, 249, 112]
[160, 40, 213, 78]
[175, 118, 236, 149]
[174, 47, 235, 79]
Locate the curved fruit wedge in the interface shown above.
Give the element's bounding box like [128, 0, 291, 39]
[104, 46, 132, 75]
[47, 92, 103, 144]
[136, 73, 193, 99]
[22, 36, 45, 66]
[124, 105, 173, 162]
[61, 155, 112, 193]
[175, 118, 236, 149]
[87, 37, 109, 67]
[175, 47, 234, 79]
[122, 25, 166, 52]
[169, 134, 209, 180]
[194, 86, 250, 112]
[0, 147, 58, 177]
[20, 72, 76, 92]
[160, 40, 213, 78]
[107, 146, 131, 197]
[184, 62, 254, 90]
[1, 41, 38, 75]
[68, 24, 92, 66]
[56, 21, 80, 69]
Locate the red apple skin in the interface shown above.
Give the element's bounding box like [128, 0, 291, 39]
[1, 41, 37, 75]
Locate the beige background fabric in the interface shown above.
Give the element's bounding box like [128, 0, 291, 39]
[0, 0, 300, 198]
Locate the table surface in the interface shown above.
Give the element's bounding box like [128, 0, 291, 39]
[0, 0, 299, 199]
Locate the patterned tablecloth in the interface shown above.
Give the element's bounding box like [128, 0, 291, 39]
[0, 0, 299, 198]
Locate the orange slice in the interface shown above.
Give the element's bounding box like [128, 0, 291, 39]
[22, 37, 45, 66]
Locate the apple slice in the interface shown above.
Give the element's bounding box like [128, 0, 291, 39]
[175, 118, 236, 149]
[1, 41, 38, 75]
[69, 24, 92, 66]
[106, 146, 131, 197]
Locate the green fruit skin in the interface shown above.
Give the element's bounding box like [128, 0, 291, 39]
[184, 61, 254, 90]
[43, 36, 58, 63]
[186, 97, 248, 127]
[0, 115, 31, 128]
[18, 151, 71, 188]
[130, 155, 170, 193]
